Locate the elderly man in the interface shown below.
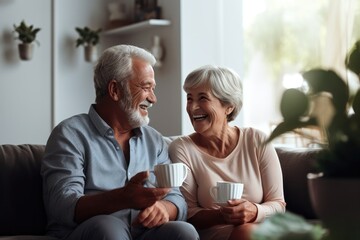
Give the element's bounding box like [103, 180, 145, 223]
[41, 45, 199, 240]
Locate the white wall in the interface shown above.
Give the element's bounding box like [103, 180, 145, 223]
[180, 0, 244, 135]
[0, 0, 243, 144]
[53, 0, 110, 126]
[0, 0, 52, 144]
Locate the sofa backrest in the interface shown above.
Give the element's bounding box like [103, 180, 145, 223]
[0, 144, 47, 236]
[276, 147, 319, 219]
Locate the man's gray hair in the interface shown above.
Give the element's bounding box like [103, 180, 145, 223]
[93, 45, 156, 103]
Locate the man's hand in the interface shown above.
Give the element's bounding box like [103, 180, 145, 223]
[220, 199, 258, 225]
[133, 200, 170, 228]
[75, 171, 170, 223]
[122, 171, 170, 210]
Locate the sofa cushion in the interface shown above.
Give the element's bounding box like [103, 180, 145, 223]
[275, 147, 320, 219]
[0, 236, 57, 240]
[0, 144, 47, 236]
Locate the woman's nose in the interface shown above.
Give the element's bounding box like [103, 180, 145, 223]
[188, 102, 200, 111]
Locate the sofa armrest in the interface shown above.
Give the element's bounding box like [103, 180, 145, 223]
[0, 144, 47, 236]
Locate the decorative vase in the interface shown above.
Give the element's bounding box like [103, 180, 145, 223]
[106, 2, 130, 29]
[151, 35, 164, 67]
[18, 43, 34, 61]
[307, 173, 360, 240]
[84, 45, 98, 62]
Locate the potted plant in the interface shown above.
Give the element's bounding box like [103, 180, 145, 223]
[13, 20, 41, 60]
[265, 40, 360, 240]
[75, 26, 102, 62]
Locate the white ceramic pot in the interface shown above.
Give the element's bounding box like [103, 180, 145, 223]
[84, 45, 98, 62]
[18, 43, 34, 61]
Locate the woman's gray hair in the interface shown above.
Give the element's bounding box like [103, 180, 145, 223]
[183, 65, 243, 122]
[93, 45, 156, 103]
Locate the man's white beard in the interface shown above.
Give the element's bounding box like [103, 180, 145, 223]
[128, 107, 149, 128]
[120, 93, 150, 128]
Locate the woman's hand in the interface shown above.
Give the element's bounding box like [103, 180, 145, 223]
[220, 199, 258, 225]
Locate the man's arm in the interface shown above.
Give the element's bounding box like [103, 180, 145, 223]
[159, 200, 178, 220]
[133, 199, 179, 228]
[74, 171, 170, 223]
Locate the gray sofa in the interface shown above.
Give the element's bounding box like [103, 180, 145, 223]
[0, 142, 319, 239]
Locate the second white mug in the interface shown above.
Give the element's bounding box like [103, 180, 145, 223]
[210, 181, 244, 203]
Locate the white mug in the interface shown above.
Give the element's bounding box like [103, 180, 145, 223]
[150, 163, 188, 188]
[210, 181, 244, 203]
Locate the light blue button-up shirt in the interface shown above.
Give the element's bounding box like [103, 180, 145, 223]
[41, 105, 187, 238]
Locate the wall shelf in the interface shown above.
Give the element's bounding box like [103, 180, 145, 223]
[103, 19, 171, 36]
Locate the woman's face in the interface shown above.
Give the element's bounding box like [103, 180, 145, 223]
[186, 84, 230, 136]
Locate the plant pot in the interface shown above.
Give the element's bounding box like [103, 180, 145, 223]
[18, 43, 34, 60]
[84, 45, 98, 62]
[307, 173, 360, 240]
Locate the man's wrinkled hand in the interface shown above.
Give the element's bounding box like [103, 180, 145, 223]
[123, 171, 170, 210]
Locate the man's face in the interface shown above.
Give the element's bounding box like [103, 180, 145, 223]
[122, 58, 157, 128]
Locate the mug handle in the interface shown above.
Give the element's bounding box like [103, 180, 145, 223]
[181, 163, 188, 182]
[209, 186, 218, 201]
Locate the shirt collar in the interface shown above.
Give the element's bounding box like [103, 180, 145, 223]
[88, 104, 143, 138]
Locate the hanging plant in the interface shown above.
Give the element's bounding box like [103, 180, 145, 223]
[13, 20, 41, 60]
[75, 26, 101, 47]
[75, 26, 102, 62]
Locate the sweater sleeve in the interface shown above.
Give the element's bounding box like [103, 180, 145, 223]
[252, 130, 286, 222]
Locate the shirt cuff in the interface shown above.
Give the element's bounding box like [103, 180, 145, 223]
[163, 194, 187, 221]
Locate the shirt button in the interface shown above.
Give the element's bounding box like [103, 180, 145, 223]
[116, 146, 120, 150]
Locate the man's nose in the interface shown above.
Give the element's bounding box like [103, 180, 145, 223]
[148, 90, 157, 103]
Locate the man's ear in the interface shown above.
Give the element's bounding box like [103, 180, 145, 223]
[108, 80, 120, 101]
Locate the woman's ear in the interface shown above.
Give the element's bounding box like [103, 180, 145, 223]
[108, 80, 120, 101]
[226, 106, 234, 115]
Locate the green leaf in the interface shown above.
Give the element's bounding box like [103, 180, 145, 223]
[302, 69, 349, 114]
[251, 212, 326, 240]
[346, 40, 360, 75]
[280, 88, 309, 121]
[13, 20, 41, 44]
[353, 89, 360, 115]
[266, 118, 317, 143]
[75, 26, 102, 47]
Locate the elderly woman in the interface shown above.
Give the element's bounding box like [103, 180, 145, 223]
[169, 65, 286, 240]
